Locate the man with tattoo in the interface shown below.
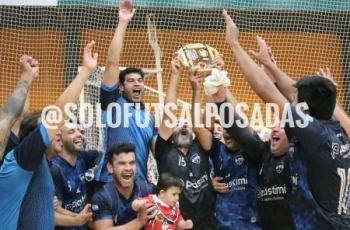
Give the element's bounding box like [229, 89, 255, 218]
[0, 40, 98, 230]
[0, 55, 38, 160]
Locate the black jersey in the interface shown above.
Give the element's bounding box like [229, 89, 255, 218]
[155, 135, 216, 230]
[285, 105, 350, 229]
[217, 101, 335, 230]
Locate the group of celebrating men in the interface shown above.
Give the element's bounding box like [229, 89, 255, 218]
[0, 0, 349, 229]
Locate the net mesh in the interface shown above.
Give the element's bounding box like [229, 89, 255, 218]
[0, 0, 349, 184]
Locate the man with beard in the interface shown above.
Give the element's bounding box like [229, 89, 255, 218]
[91, 143, 156, 229]
[154, 56, 216, 230]
[50, 123, 100, 229]
[0, 40, 98, 230]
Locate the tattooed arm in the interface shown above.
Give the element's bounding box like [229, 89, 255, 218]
[0, 55, 38, 160]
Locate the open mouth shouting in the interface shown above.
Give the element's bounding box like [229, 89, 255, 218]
[120, 172, 134, 185]
[271, 135, 280, 143]
[132, 88, 142, 99]
[180, 128, 189, 136]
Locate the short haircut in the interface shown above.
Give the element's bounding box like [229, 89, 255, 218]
[119, 68, 145, 85]
[156, 172, 183, 195]
[18, 111, 42, 142]
[294, 76, 336, 120]
[107, 142, 136, 164]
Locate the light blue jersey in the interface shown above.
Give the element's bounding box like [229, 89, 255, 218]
[96, 83, 157, 182]
[0, 125, 51, 230]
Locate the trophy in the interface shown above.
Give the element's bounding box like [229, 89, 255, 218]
[178, 43, 218, 73]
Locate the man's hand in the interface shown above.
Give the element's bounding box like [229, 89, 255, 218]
[247, 36, 275, 68]
[257, 46, 277, 82]
[171, 53, 184, 77]
[19, 55, 39, 81]
[188, 66, 206, 91]
[74, 203, 93, 226]
[210, 54, 225, 70]
[82, 40, 98, 71]
[212, 177, 229, 194]
[178, 219, 193, 229]
[222, 9, 239, 47]
[53, 196, 61, 211]
[119, 0, 136, 24]
[137, 202, 156, 226]
[316, 67, 337, 86]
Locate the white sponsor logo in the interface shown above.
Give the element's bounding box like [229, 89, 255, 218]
[65, 194, 87, 212]
[258, 184, 287, 199]
[227, 177, 248, 188]
[185, 174, 209, 190]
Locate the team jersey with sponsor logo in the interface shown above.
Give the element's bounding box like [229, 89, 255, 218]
[210, 139, 261, 230]
[97, 83, 158, 182]
[91, 180, 155, 226]
[285, 105, 350, 229]
[257, 149, 296, 230]
[155, 136, 216, 230]
[217, 101, 335, 230]
[50, 150, 98, 230]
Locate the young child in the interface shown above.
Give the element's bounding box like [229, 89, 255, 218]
[132, 173, 193, 230]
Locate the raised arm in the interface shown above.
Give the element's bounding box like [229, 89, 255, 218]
[316, 67, 350, 143]
[11, 93, 30, 138]
[222, 10, 288, 120]
[0, 55, 38, 159]
[47, 41, 98, 139]
[102, 0, 135, 87]
[203, 54, 225, 130]
[248, 37, 296, 101]
[158, 55, 184, 140]
[189, 67, 213, 151]
[225, 89, 254, 135]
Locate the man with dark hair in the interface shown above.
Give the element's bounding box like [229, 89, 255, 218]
[17, 111, 42, 142]
[0, 40, 98, 230]
[222, 10, 350, 229]
[91, 142, 156, 229]
[96, 0, 157, 186]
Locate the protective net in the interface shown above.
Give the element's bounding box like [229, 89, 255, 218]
[0, 0, 349, 184]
